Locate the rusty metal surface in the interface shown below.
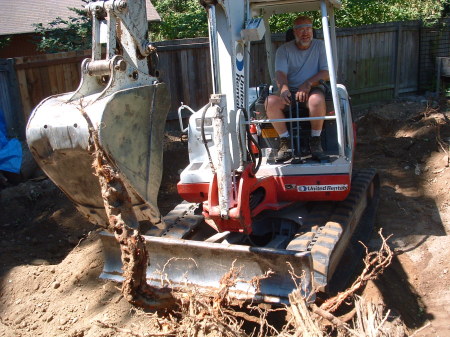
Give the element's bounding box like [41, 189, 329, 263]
[101, 231, 314, 304]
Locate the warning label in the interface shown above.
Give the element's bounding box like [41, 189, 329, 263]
[297, 184, 348, 192]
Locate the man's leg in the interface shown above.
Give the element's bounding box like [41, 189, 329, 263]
[307, 89, 326, 158]
[308, 89, 326, 131]
[266, 95, 288, 136]
[266, 95, 292, 161]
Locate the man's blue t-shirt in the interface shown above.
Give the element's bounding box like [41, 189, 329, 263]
[275, 39, 328, 90]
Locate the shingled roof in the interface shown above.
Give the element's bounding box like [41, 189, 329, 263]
[0, 0, 161, 36]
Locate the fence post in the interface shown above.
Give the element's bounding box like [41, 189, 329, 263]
[394, 22, 403, 98]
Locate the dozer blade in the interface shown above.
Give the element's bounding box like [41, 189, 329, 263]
[100, 232, 314, 304]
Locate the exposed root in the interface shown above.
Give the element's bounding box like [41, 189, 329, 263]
[409, 322, 431, 337]
[282, 230, 398, 337]
[213, 260, 241, 310]
[288, 289, 328, 337]
[250, 269, 274, 294]
[176, 291, 248, 337]
[80, 107, 175, 310]
[343, 296, 394, 337]
[311, 304, 346, 328]
[91, 232, 400, 336]
[320, 229, 393, 313]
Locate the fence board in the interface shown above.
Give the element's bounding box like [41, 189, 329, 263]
[16, 69, 32, 121]
[400, 28, 420, 92]
[13, 50, 90, 123]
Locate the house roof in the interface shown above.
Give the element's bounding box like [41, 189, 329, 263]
[0, 0, 160, 36]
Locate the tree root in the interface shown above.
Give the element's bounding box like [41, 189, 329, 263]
[285, 230, 395, 336]
[320, 229, 393, 313]
[81, 108, 175, 310]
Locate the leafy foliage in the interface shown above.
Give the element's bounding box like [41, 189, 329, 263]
[151, 0, 207, 41]
[336, 0, 448, 28]
[269, 0, 448, 32]
[33, 1, 91, 53]
[0, 36, 11, 50]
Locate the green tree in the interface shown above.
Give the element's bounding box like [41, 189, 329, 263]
[268, 0, 448, 32]
[33, 0, 91, 53]
[151, 0, 207, 40]
[336, 0, 447, 27]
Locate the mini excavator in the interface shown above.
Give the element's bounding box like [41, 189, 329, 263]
[27, 0, 379, 304]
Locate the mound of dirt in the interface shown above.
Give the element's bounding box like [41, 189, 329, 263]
[355, 98, 450, 336]
[1, 98, 449, 336]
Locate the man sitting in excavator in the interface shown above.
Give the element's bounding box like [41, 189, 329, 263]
[266, 15, 329, 162]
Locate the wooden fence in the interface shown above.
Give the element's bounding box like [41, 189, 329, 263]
[17, 50, 89, 126]
[1, 20, 449, 137]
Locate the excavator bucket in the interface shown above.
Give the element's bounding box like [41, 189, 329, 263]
[27, 84, 170, 227]
[26, 0, 170, 228]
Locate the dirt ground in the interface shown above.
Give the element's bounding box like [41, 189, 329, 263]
[0, 97, 449, 337]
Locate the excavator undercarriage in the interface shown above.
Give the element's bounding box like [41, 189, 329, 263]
[101, 169, 379, 303]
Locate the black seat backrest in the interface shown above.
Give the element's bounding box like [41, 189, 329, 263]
[286, 28, 295, 42]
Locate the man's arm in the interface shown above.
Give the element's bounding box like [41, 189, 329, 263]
[295, 70, 329, 102]
[306, 70, 329, 87]
[275, 70, 292, 105]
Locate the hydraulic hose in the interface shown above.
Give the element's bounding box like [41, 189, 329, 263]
[242, 109, 262, 175]
[200, 103, 215, 174]
[236, 109, 246, 171]
[247, 127, 262, 174]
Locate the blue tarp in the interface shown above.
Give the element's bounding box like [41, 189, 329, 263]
[0, 109, 22, 174]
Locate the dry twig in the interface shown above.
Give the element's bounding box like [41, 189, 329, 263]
[320, 229, 393, 313]
[213, 260, 241, 310]
[343, 296, 392, 337]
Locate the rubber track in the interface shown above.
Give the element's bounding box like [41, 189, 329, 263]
[286, 169, 378, 291]
[146, 201, 203, 238]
